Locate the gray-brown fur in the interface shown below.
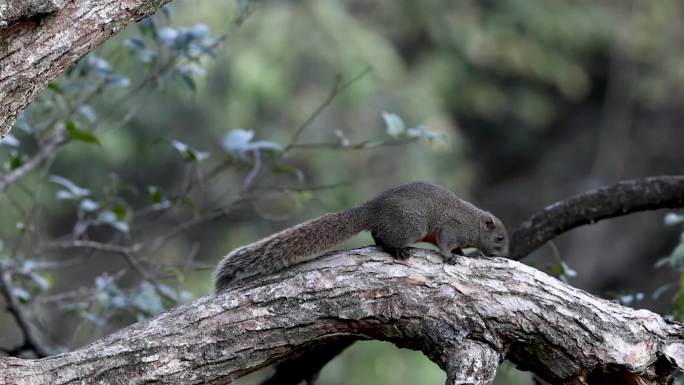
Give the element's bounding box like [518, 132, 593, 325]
[214, 206, 370, 292]
[214, 182, 508, 292]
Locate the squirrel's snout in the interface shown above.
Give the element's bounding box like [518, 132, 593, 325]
[486, 245, 508, 258]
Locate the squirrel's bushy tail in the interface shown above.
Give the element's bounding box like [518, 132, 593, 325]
[214, 205, 369, 292]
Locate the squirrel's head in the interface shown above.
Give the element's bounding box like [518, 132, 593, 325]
[478, 213, 508, 258]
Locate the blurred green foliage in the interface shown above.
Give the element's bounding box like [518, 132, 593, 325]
[2, 0, 684, 384]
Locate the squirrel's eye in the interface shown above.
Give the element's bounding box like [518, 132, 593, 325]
[496, 235, 505, 242]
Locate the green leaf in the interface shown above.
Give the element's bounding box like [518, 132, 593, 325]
[112, 204, 128, 221]
[181, 75, 197, 93]
[171, 140, 209, 162]
[382, 112, 405, 137]
[406, 126, 448, 142]
[47, 83, 63, 94]
[271, 165, 304, 181]
[222, 129, 254, 152]
[653, 283, 673, 300]
[50, 175, 90, 200]
[668, 243, 684, 268]
[12, 287, 31, 303]
[30, 272, 50, 291]
[0, 134, 20, 147]
[148, 186, 164, 204]
[66, 121, 101, 145]
[79, 198, 99, 212]
[179, 196, 200, 217]
[290, 190, 313, 209]
[665, 213, 684, 226]
[672, 273, 684, 320]
[546, 261, 564, 278]
[9, 151, 23, 170]
[147, 186, 171, 210]
[97, 211, 130, 233]
[561, 261, 577, 277]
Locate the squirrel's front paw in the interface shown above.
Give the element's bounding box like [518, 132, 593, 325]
[392, 248, 411, 260]
[441, 253, 460, 265]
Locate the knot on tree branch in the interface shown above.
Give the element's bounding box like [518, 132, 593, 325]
[2, 247, 683, 384]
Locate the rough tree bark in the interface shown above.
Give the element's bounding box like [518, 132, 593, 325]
[1, 248, 682, 385]
[263, 175, 684, 385]
[0, 0, 171, 138]
[510, 175, 684, 260]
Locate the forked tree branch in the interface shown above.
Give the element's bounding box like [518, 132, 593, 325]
[0, 0, 172, 138]
[1, 248, 683, 385]
[509, 175, 684, 260]
[262, 175, 684, 385]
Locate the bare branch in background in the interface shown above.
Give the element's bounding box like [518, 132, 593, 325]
[0, 263, 53, 357]
[241, 149, 262, 192]
[282, 66, 373, 154]
[0, 136, 66, 193]
[510, 175, 684, 260]
[288, 137, 418, 151]
[35, 239, 176, 303]
[36, 240, 139, 255]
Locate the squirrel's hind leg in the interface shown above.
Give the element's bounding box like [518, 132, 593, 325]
[371, 231, 413, 260]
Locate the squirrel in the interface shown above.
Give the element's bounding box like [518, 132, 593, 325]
[214, 181, 508, 292]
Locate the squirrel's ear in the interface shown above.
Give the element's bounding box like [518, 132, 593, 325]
[483, 215, 496, 231]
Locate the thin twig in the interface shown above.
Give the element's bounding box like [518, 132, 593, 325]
[37, 240, 140, 255]
[150, 201, 245, 253]
[36, 240, 176, 302]
[0, 135, 67, 193]
[282, 66, 373, 154]
[288, 138, 418, 151]
[0, 263, 53, 357]
[108, 31, 230, 109]
[241, 149, 262, 192]
[35, 287, 97, 305]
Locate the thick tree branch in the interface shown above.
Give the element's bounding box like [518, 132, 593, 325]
[510, 175, 684, 260]
[1, 248, 682, 384]
[0, 0, 171, 138]
[265, 175, 684, 385]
